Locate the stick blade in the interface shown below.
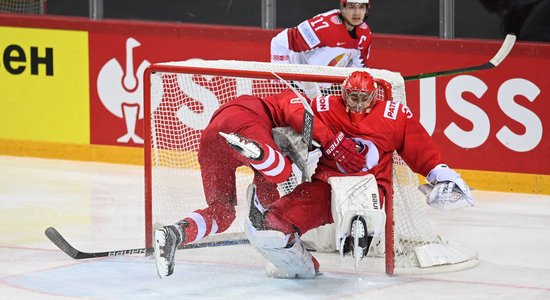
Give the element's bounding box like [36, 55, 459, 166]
[45, 227, 81, 259]
[489, 34, 516, 67]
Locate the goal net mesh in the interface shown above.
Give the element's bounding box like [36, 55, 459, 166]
[0, 0, 45, 14]
[144, 60, 478, 274]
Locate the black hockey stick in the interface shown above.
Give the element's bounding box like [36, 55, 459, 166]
[45, 227, 249, 259]
[403, 34, 516, 81]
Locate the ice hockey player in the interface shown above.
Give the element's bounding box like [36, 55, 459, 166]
[153, 88, 365, 278]
[271, 0, 373, 68]
[243, 71, 474, 279]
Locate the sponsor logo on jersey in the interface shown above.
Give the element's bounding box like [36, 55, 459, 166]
[316, 96, 330, 112]
[298, 21, 321, 48]
[336, 42, 346, 46]
[271, 55, 289, 62]
[290, 97, 302, 104]
[383, 101, 399, 120]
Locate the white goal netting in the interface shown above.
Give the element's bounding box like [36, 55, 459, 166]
[0, 0, 45, 14]
[144, 59, 478, 275]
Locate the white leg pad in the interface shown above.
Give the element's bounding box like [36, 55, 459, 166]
[245, 221, 316, 279]
[328, 175, 386, 256]
[301, 224, 337, 252]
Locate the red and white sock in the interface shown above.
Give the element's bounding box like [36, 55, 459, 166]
[249, 144, 292, 183]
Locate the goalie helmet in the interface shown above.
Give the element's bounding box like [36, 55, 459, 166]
[342, 71, 379, 114]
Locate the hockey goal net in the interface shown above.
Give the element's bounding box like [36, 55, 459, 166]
[144, 59, 478, 275]
[0, 0, 46, 14]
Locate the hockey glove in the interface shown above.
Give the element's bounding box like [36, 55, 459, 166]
[420, 164, 474, 210]
[323, 132, 365, 173]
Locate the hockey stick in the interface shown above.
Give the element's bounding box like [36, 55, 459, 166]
[403, 34, 516, 81]
[45, 227, 249, 260]
[271, 72, 315, 150]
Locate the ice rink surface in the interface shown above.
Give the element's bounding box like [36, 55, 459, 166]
[1, 155, 549, 300]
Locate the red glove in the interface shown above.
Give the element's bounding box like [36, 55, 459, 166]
[323, 132, 366, 173]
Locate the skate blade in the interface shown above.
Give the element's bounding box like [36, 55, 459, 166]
[153, 230, 170, 278]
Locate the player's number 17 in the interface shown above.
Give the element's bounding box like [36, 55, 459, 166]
[310, 16, 330, 31]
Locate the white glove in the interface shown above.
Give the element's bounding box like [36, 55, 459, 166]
[301, 81, 321, 99]
[422, 164, 474, 210]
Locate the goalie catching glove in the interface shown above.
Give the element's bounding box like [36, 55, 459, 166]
[323, 132, 365, 173]
[421, 164, 474, 210]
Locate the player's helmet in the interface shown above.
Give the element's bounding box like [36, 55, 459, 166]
[342, 71, 379, 113]
[340, 0, 370, 4]
[340, 0, 371, 20]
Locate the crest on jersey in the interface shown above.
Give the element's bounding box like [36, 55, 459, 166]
[328, 53, 347, 67]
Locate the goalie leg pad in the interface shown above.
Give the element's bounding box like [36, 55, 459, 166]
[245, 220, 318, 279]
[328, 175, 386, 260]
[300, 224, 337, 253]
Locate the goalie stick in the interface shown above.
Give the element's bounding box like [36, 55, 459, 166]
[45, 227, 249, 260]
[403, 34, 516, 81]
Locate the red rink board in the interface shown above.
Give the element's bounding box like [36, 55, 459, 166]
[1, 14, 548, 175]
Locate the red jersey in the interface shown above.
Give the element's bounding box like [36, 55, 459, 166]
[271, 9, 372, 68]
[311, 96, 443, 197]
[211, 89, 333, 146]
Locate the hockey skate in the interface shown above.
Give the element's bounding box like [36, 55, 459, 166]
[219, 132, 264, 161]
[247, 183, 266, 229]
[342, 215, 373, 262]
[154, 222, 186, 278]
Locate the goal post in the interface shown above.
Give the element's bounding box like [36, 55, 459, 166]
[143, 59, 478, 275]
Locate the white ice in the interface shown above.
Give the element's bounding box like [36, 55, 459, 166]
[1, 155, 549, 299]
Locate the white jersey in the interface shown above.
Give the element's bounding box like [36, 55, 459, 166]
[271, 9, 373, 68]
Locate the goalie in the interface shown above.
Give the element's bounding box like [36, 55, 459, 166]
[153, 88, 365, 278]
[243, 71, 474, 279]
